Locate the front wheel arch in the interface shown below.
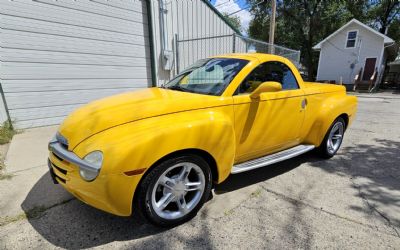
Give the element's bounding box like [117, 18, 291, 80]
[316, 117, 346, 158]
[141, 149, 219, 183]
[337, 113, 349, 130]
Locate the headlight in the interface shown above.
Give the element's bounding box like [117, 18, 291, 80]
[80, 151, 103, 181]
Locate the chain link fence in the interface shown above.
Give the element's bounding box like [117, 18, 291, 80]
[175, 33, 301, 74]
[234, 35, 301, 65]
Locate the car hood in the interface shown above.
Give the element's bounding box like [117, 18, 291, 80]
[58, 88, 229, 149]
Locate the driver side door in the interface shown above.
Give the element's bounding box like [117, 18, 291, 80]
[233, 61, 305, 163]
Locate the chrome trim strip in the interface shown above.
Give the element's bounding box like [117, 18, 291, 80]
[48, 141, 100, 173]
[231, 145, 315, 174]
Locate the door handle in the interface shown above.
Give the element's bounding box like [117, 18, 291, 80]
[301, 98, 307, 109]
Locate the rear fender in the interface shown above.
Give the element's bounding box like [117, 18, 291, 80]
[303, 94, 357, 146]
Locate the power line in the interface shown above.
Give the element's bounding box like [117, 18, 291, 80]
[215, 0, 231, 8]
[227, 0, 264, 16]
[217, 0, 241, 13]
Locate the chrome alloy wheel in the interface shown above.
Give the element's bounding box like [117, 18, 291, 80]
[151, 162, 206, 220]
[327, 121, 344, 155]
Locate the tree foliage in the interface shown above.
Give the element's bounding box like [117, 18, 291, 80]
[247, 0, 400, 80]
[368, 0, 400, 35]
[223, 13, 243, 32]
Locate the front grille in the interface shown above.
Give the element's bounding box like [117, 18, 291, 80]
[56, 175, 66, 184]
[50, 161, 68, 183]
[52, 152, 64, 162]
[53, 163, 67, 175]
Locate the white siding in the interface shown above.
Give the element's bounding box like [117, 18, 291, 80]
[0, 0, 151, 128]
[316, 22, 384, 85]
[149, 0, 242, 86]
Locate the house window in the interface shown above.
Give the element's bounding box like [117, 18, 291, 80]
[346, 31, 357, 48]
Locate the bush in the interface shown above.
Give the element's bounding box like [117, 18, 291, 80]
[0, 121, 16, 145]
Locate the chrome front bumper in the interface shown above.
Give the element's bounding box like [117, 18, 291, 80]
[48, 138, 100, 174]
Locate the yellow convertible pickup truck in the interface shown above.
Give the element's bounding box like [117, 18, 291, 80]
[48, 53, 357, 226]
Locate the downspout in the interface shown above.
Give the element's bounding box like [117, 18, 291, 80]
[159, 0, 173, 71]
[160, 0, 169, 53]
[350, 37, 362, 85]
[145, 0, 157, 87]
[0, 82, 12, 128]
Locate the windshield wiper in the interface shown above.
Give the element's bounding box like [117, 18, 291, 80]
[167, 85, 189, 92]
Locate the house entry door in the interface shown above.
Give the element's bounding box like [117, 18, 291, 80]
[362, 58, 377, 81]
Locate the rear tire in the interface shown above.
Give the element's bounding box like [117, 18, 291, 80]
[316, 117, 345, 158]
[134, 154, 212, 227]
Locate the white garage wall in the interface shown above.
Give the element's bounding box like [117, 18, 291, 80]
[0, 0, 152, 128]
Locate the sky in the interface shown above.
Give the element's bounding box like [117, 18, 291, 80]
[211, 0, 252, 34]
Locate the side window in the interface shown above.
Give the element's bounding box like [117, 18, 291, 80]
[237, 64, 268, 94]
[280, 63, 299, 90]
[237, 61, 299, 94]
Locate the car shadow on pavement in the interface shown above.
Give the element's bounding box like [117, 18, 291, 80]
[21, 153, 321, 248]
[215, 152, 321, 194]
[308, 139, 400, 229]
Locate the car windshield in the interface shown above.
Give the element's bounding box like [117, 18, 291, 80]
[163, 58, 248, 96]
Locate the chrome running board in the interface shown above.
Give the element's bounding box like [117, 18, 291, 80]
[231, 145, 315, 174]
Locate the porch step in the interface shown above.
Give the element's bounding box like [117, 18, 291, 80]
[231, 144, 315, 174]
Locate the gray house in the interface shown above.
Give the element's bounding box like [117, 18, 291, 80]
[313, 19, 398, 89]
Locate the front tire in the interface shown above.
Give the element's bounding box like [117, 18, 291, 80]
[135, 154, 212, 227]
[316, 117, 345, 158]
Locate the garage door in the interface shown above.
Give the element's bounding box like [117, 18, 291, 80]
[0, 0, 152, 128]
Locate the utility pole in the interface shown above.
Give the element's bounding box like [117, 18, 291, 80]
[269, 0, 276, 54]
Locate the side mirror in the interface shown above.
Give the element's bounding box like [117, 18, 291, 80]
[250, 81, 282, 99]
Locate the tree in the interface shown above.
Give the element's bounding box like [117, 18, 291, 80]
[344, 0, 370, 23]
[387, 18, 400, 43]
[223, 13, 243, 32]
[248, 0, 349, 79]
[368, 0, 400, 35]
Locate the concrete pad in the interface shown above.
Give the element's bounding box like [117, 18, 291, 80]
[5, 126, 58, 173]
[205, 183, 260, 219]
[0, 164, 72, 221]
[0, 125, 73, 223]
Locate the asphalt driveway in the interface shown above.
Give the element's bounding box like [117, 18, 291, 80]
[0, 92, 399, 249]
